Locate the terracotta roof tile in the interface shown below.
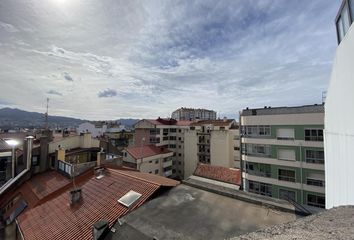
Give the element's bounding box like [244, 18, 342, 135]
[126, 145, 172, 160]
[17, 168, 175, 240]
[193, 164, 241, 185]
[190, 119, 234, 127]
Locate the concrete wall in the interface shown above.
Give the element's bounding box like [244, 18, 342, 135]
[241, 113, 324, 126]
[210, 130, 233, 168]
[325, 24, 354, 209]
[77, 122, 106, 138]
[184, 130, 198, 178]
[48, 133, 99, 153]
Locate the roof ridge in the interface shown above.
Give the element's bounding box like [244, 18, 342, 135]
[108, 168, 162, 187]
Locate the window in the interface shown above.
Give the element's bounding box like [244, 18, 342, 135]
[305, 150, 324, 164]
[178, 153, 182, 157]
[278, 149, 296, 161]
[305, 129, 323, 141]
[277, 128, 295, 140]
[149, 128, 160, 135]
[336, 1, 353, 43]
[234, 147, 240, 151]
[149, 137, 160, 143]
[169, 136, 177, 140]
[169, 128, 177, 133]
[248, 180, 272, 197]
[172, 169, 176, 173]
[259, 125, 271, 136]
[32, 155, 39, 166]
[190, 127, 195, 130]
[279, 189, 296, 202]
[178, 137, 181, 140]
[155, 160, 159, 164]
[149, 160, 152, 163]
[178, 129, 182, 133]
[307, 194, 325, 208]
[307, 173, 325, 187]
[220, 127, 225, 130]
[178, 145, 181, 149]
[245, 144, 271, 157]
[278, 169, 296, 182]
[169, 144, 176, 148]
[118, 190, 142, 207]
[155, 169, 159, 174]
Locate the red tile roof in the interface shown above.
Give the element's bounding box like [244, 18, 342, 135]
[17, 168, 179, 240]
[190, 119, 234, 127]
[126, 145, 173, 160]
[0, 171, 71, 210]
[145, 118, 192, 126]
[193, 164, 241, 185]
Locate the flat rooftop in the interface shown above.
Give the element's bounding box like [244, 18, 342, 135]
[107, 184, 298, 240]
[242, 104, 324, 116]
[233, 206, 354, 240]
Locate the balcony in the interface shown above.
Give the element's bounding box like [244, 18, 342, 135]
[58, 160, 96, 177]
[247, 170, 271, 178]
[164, 170, 172, 177]
[163, 160, 172, 168]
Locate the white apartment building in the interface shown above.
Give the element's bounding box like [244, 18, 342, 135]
[184, 119, 239, 179]
[133, 118, 192, 179]
[123, 145, 174, 177]
[325, 0, 354, 209]
[171, 107, 217, 121]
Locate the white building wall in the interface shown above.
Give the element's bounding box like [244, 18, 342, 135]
[325, 24, 354, 209]
[77, 122, 106, 138]
[184, 130, 198, 178]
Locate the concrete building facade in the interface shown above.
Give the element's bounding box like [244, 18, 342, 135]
[241, 105, 325, 208]
[325, 0, 354, 209]
[184, 119, 240, 179]
[171, 107, 217, 121]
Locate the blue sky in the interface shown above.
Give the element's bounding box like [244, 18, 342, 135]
[0, 0, 340, 119]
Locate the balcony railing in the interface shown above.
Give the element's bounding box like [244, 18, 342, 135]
[247, 170, 271, 178]
[58, 160, 96, 177]
[163, 160, 172, 168]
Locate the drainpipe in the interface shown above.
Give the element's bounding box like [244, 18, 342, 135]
[26, 136, 34, 170]
[299, 142, 304, 205]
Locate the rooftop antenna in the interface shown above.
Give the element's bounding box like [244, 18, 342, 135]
[322, 91, 327, 104]
[45, 98, 49, 129]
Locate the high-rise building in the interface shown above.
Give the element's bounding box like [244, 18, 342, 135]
[241, 105, 325, 208]
[171, 107, 217, 121]
[325, 0, 354, 209]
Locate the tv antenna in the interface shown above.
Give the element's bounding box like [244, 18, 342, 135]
[45, 98, 49, 129]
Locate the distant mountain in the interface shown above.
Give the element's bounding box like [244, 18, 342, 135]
[0, 108, 140, 129]
[116, 119, 140, 127]
[0, 108, 85, 129]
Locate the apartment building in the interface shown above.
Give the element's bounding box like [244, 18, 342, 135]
[325, 0, 354, 209]
[171, 107, 217, 121]
[241, 105, 325, 208]
[123, 145, 174, 177]
[132, 118, 192, 179]
[184, 119, 239, 178]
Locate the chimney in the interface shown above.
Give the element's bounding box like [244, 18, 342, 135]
[25, 136, 34, 170]
[69, 188, 82, 204]
[93, 220, 109, 240]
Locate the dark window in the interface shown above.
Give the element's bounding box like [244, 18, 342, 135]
[169, 128, 177, 133]
[278, 169, 296, 182]
[248, 180, 272, 197]
[305, 129, 323, 141]
[32, 155, 40, 166]
[307, 194, 325, 208]
[279, 189, 296, 202]
[155, 160, 159, 164]
[305, 150, 324, 164]
[155, 169, 159, 174]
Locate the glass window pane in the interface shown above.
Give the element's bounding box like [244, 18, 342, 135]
[337, 17, 345, 42]
[343, 4, 351, 34]
[350, 0, 354, 22]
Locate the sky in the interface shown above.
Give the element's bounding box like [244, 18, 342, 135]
[0, 0, 340, 120]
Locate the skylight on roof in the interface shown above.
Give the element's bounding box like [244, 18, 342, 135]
[117, 190, 142, 207]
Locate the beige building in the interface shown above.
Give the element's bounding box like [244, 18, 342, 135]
[123, 145, 174, 177]
[184, 119, 240, 179]
[171, 107, 217, 121]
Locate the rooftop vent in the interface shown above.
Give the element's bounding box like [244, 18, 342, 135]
[69, 188, 82, 204]
[118, 190, 142, 208]
[93, 220, 109, 240]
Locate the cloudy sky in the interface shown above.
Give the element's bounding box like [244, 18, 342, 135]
[0, 0, 340, 120]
